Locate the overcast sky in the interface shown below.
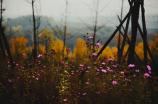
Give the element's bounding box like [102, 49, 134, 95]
[2, 0, 158, 26]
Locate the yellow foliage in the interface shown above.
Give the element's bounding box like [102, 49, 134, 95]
[9, 37, 28, 60]
[49, 39, 67, 61]
[73, 38, 88, 63]
[98, 46, 114, 61]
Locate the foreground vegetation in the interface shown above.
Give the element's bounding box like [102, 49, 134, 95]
[0, 33, 158, 104]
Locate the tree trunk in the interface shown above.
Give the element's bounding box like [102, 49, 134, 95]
[128, 1, 140, 65]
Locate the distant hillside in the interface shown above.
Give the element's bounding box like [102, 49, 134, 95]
[3, 15, 158, 52]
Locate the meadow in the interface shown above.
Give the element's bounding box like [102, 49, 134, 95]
[0, 32, 158, 104]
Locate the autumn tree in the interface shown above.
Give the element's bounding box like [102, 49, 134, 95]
[26, 0, 41, 62]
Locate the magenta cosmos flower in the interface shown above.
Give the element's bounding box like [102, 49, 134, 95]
[89, 36, 93, 39]
[112, 81, 117, 85]
[128, 64, 135, 67]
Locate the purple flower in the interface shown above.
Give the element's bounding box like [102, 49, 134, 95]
[63, 99, 67, 101]
[71, 60, 74, 62]
[95, 91, 100, 94]
[85, 70, 89, 73]
[112, 81, 117, 85]
[8, 65, 11, 67]
[108, 58, 114, 61]
[36, 78, 39, 80]
[144, 73, 150, 77]
[87, 66, 91, 69]
[96, 43, 101, 48]
[92, 53, 97, 56]
[121, 71, 124, 75]
[79, 64, 84, 67]
[135, 69, 139, 72]
[83, 93, 86, 95]
[148, 70, 152, 74]
[16, 64, 19, 66]
[86, 82, 89, 84]
[101, 69, 107, 73]
[88, 36, 93, 39]
[112, 65, 117, 67]
[61, 61, 64, 64]
[147, 65, 151, 71]
[128, 64, 135, 67]
[37, 73, 40, 76]
[8, 79, 12, 82]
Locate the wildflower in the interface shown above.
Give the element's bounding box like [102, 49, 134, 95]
[87, 66, 91, 69]
[89, 36, 93, 39]
[112, 65, 117, 67]
[8, 65, 11, 67]
[147, 65, 151, 71]
[61, 61, 64, 64]
[148, 70, 152, 74]
[135, 69, 139, 72]
[7, 61, 10, 63]
[79, 64, 84, 67]
[128, 64, 135, 67]
[65, 65, 67, 67]
[23, 54, 25, 56]
[112, 81, 117, 85]
[86, 82, 89, 84]
[83, 93, 86, 95]
[66, 48, 70, 51]
[103, 83, 105, 85]
[92, 53, 97, 56]
[37, 73, 40, 76]
[76, 70, 79, 72]
[17, 77, 20, 79]
[102, 62, 105, 65]
[36, 78, 39, 80]
[16, 64, 18, 66]
[71, 73, 74, 75]
[133, 74, 136, 77]
[96, 43, 101, 48]
[32, 76, 35, 78]
[121, 71, 124, 75]
[71, 60, 74, 62]
[101, 69, 107, 73]
[8, 79, 12, 82]
[63, 99, 68, 101]
[108, 58, 114, 61]
[95, 91, 101, 94]
[85, 70, 89, 73]
[144, 73, 150, 77]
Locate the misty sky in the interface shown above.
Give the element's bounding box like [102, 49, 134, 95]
[2, 0, 158, 27]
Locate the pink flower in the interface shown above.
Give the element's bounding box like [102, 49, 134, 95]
[8, 65, 11, 67]
[135, 69, 139, 72]
[101, 69, 107, 73]
[8, 79, 12, 82]
[87, 66, 91, 69]
[92, 53, 97, 56]
[112, 65, 117, 67]
[121, 71, 124, 75]
[36, 78, 39, 80]
[63, 99, 67, 101]
[95, 91, 100, 94]
[128, 64, 135, 67]
[23, 54, 26, 56]
[89, 36, 93, 39]
[144, 73, 150, 77]
[76, 70, 79, 72]
[102, 62, 105, 65]
[71, 60, 74, 62]
[79, 64, 84, 67]
[83, 93, 86, 95]
[96, 43, 101, 48]
[108, 58, 114, 61]
[112, 81, 117, 85]
[86, 82, 89, 84]
[85, 70, 89, 73]
[147, 65, 151, 71]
